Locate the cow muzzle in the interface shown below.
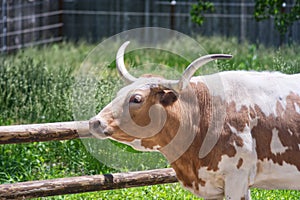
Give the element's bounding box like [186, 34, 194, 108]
[89, 117, 113, 138]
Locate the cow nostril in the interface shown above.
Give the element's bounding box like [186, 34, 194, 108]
[103, 130, 112, 136]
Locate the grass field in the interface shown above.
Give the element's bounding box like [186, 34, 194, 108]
[0, 36, 300, 199]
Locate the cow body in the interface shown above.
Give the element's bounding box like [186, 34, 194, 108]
[89, 42, 300, 200]
[172, 71, 300, 199]
[218, 72, 300, 188]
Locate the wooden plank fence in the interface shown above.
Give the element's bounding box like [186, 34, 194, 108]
[0, 121, 178, 198]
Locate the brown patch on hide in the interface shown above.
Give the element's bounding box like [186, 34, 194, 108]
[226, 102, 250, 132]
[237, 158, 243, 169]
[127, 89, 154, 127]
[140, 101, 181, 151]
[109, 130, 137, 143]
[199, 178, 206, 187]
[223, 102, 255, 149]
[251, 92, 300, 171]
[160, 90, 178, 106]
[168, 82, 213, 190]
[170, 82, 239, 191]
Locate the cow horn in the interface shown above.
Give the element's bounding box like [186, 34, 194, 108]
[176, 54, 233, 91]
[116, 41, 137, 84]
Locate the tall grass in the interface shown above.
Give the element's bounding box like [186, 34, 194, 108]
[0, 37, 299, 199]
[195, 36, 300, 73]
[0, 58, 72, 124]
[0, 42, 115, 186]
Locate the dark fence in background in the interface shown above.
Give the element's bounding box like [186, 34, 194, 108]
[1, 0, 300, 53]
[62, 0, 300, 46]
[0, 0, 63, 53]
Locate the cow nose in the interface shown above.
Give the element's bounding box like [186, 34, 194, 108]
[89, 118, 105, 135]
[90, 119, 101, 130]
[89, 118, 112, 137]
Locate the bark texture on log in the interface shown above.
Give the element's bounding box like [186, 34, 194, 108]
[0, 121, 91, 144]
[0, 168, 178, 199]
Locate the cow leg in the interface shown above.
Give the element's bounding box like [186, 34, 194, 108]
[246, 190, 252, 200]
[224, 172, 251, 200]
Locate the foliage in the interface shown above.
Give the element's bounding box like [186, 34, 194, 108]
[190, 0, 215, 26]
[191, 0, 300, 36]
[254, 0, 300, 35]
[0, 38, 299, 199]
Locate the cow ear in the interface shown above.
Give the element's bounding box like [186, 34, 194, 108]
[160, 90, 178, 106]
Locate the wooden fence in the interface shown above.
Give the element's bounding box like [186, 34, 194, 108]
[0, 0, 63, 53]
[1, 0, 300, 53]
[63, 0, 300, 46]
[0, 121, 178, 199]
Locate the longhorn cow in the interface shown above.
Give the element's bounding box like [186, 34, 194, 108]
[89, 41, 300, 200]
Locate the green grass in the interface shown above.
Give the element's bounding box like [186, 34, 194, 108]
[0, 37, 300, 199]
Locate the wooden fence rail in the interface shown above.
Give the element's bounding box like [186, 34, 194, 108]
[0, 168, 178, 199]
[0, 121, 91, 144]
[0, 122, 179, 198]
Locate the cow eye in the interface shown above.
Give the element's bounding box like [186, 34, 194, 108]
[129, 94, 144, 104]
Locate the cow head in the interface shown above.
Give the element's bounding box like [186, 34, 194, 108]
[89, 41, 232, 154]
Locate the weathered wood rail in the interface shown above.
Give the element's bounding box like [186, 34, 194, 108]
[0, 168, 177, 199]
[0, 121, 91, 144]
[0, 121, 178, 199]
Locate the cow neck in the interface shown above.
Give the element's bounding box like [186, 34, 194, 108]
[167, 82, 214, 189]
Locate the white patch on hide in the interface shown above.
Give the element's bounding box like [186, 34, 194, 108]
[253, 159, 300, 190]
[287, 129, 295, 136]
[270, 128, 288, 154]
[192, 71, 300, 117]
[227, 123, 253, 152]
[294, 102, 300, 114]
